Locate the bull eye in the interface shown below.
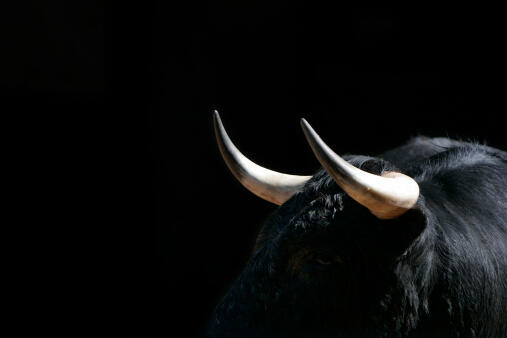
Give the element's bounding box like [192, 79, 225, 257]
[315, 254, 342, 266]
[316, 257, 333, 265]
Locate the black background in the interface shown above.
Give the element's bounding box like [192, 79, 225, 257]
[3, 2, 506, 336]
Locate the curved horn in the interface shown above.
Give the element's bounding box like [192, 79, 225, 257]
[300, 119, 419, 219]
[213, 111, 311, 205]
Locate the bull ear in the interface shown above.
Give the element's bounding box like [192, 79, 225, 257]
[377, 208, 428, 259]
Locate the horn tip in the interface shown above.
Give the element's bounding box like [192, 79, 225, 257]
[300, 118, 311, 131]
[300, 118, 316, 139]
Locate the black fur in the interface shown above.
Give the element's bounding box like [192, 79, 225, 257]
[207, 137, 507, 337]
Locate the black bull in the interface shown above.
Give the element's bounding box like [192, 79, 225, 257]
[207, 118, 507, 337]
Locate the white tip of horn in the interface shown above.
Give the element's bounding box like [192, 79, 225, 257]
[213, 111, 311, 205]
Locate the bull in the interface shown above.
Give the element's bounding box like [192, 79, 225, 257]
[207, 111, 507, 337]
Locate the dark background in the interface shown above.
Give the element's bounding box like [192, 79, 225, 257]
[3, 2, 506, 336]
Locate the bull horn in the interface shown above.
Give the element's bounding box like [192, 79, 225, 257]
[300, 119, 419, 219]
[213, 111, 311, 205]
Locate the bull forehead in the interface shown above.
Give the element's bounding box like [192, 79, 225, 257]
[264, 191, 370, 246]
[252, 190, 340, 252]
[253, 166, 394, 256]
[289, 192, 345, 231]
